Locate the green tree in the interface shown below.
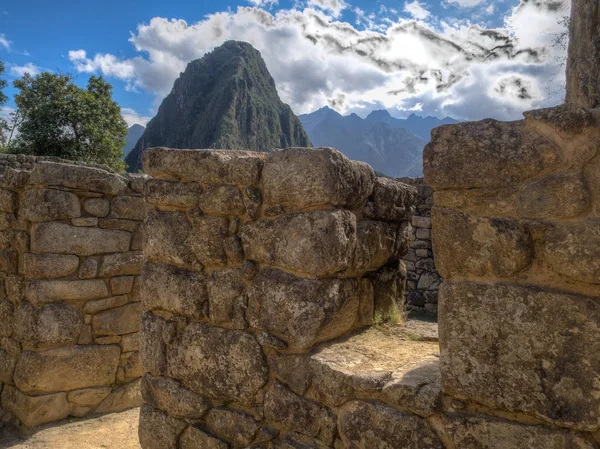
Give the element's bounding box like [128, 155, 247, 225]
[0, 60, 8, 150]
[13, 72, 127, 171]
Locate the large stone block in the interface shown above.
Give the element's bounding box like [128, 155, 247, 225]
[241, 210, 357, 278]
[20, 253, 79, 278]
[198, 185, 246, 216]
[206, 408, 260, 446]
[95, 378, 142, 413]
[271, 433, 330, 449]
[439, 281, 600, 430]
[187, 214, 229, 267]
[84, 198, 110, 217]
[424, 119, 561, 190]
[14, 345, 120, 394]
[99, 251, 143, 277]
[138, 404, 187, 449]
[265, 382, 332, 439]
[363, 177, 416, 222]
[143, 210, 200, 269]
[517, 171, 590, 219]
[142, 147, 264, 186]
[1, 385, 71, 428]
[207, 268, 246, 325]
[442, 414, 596, 449]
[142, 263, 208, 320]
[246, 269, 360, 349]
[338, 400, 443, 449]
[142, 374, 211, 419]
[0, 300, 14, 337]
[354, 221, 403, 271]
[0, 188, 16, 212]
[140, 312, 167, 376]
[0, 343, 18, 384]
[25, 279, 108, 305]
[179, 426, 229, 449]
[14, 301, 82, 350]
[144, 179, 203, 209]
[93, 302, 141, 336]
[262, 147, 374, 210]
[111, 195, 146, 220]
[29, 162, 127, 195]
[31, 222, 131, 256]
[543, 221, 600, 284]
[167, 322, 269, 404]
[432, 207, 533, 279]
[19, 188, 81, 222]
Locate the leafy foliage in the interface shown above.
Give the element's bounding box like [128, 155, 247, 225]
[126, 41, 311, 172]
[0, 60, 8, 150]
[13, 73, 127, 171]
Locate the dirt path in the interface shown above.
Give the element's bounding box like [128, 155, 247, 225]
[0, 409, 141, 449]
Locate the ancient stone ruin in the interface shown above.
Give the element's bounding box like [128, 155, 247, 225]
[0, 161, 145, 427]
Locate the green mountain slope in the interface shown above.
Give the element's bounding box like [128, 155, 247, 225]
[126, 41, 311, 172]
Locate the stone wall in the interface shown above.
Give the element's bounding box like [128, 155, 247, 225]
[423, 104, 600, 447]
[0, 161, 146, 427]
[137, 147, 422, 449]
[0, 153, 114, 178]
[398, 177, 440, 314]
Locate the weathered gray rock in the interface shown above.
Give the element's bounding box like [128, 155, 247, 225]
[432, 207, 533, 279]
[111, 276, 134, 295]
[187, 213, 228, 267]
[138, 404, 187, 449]
[199, 185, 246, 216]
[0, 344, 18, 383]
[0, 188, 16, 212]
[121, 332, 139, 352]
[143, 210, 200, 269]
[67, 387, 112, 406]
[440, 281, 600, 430]
[99, 218, 139, 232]
[143, 148, 264, 185]
[142, 262, 207, 320]
[29, 162, 127, 195]
[19, 188, 81, 222]
[354, 221, 401, 271]
[93, 303, 141, 336]
[14, 301, 82, 350]
[142, 374, 211, 419]
[167, 322, 268, 404]
[517, 171, 590, 219]
[265, 382, 332, 439]
[140, 312, 167, 376]
[262, 147, 374, 210]
[271, 354, 312, 396]
[1, 385, 71, 428]
[363, 177, 416, 222]
[31, 222, 131, 256]
[83, 198, 110, 217]
[145, 179, 203, 209]
[95, 378, 142, 413]
[443, 414, 597, 449]
[79, 258, 99, 279]
[111, 195, 146, 220]
[0, 300, 14, 337]
[206, 408, 260, 446]
[20, 253, 79, 279]
[25, 279, 109, 305]
[271, 433, 329, 449]
[207, 268, 246, 325]
[0, 249, 17, 273]
[246, 269, 359, 349]
[338, 400, 443, 449]
[99, 251, 143, 277]
[424, 119, 561, 190]
[241, 211, 357, 278]
[543, 221, 600, 284]
[84, 295, 130, 314]
[179, 426, 230, 449]
[14, 345, 120, 394]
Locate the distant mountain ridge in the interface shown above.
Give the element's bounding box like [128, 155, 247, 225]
[299, 107, 457, 177]
[125, 41, 311, 172]
[124, 124, 145, 157]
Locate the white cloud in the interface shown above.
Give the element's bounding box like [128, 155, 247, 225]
[0, 34, 11, 51]
[247, 0, 278, 7]
[404, 1, 431, 20]
[68, 1, 569, 121]
[308, 0, 348, 17]
[121, 107, 152, 127]
[9, 63, 42, 77]
[444, 0, 485, 8]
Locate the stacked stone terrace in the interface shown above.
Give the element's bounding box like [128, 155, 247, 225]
[424, 104, 600, 447]
[137, 147, 431, 449]
[0, 161, 146, 427]
[398, 177, 440, 314]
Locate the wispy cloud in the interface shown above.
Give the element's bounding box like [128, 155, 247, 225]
[404, 1, 431, 20]
[247, 0, 278, 7]
[9, 62, 42, 77]
[0, 34, 11, 51]
[308, 0, 349, 18]
[121, 107, 152, 127]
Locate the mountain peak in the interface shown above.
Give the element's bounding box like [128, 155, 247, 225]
[125, 41, 310, 171]
[366, 109, 392, 121]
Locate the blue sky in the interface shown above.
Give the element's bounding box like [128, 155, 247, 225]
[0, 0, 569, 126]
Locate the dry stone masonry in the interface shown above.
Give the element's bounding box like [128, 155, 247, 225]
[424, 104, 600, 447]
[0, 161, 146, 427]
[137, 147, 427, 449]
[398, 177, 440, 314]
